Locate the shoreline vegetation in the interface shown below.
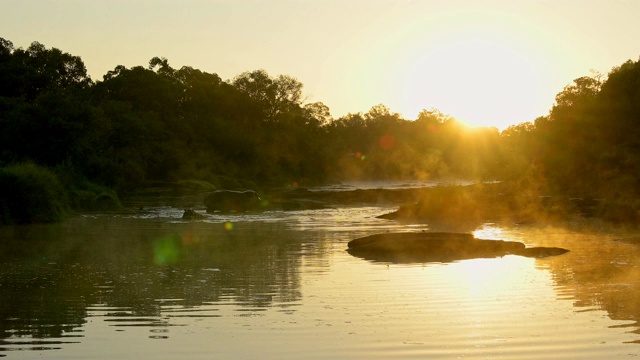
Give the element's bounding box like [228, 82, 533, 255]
[2, 37, 640, 226]
[377, 182, 639, 230]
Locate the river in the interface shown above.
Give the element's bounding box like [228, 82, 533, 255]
[1, 183, 639, 359]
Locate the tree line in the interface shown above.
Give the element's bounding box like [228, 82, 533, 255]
[0, 38, 500, 188]
[501, 63, 640, 205]
[2, 37, 640, 222]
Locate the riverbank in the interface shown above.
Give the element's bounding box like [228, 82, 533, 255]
[377, 182, 640, 228]
[0, 163, 120, 225]
[3, 166, 639, 229]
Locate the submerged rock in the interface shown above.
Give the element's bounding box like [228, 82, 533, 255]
[347, 232, 569, 263]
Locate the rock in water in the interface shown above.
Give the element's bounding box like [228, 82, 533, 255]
[182, 209, 204, 220]
[347, 232, 568, 263]
[516, 246, 570, 258]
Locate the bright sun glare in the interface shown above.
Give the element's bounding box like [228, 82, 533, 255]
[391, 17, 547, 130]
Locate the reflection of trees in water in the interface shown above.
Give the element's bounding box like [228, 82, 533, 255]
[0, 262, 89, 340]
[526, 227, 640, 341]
[0, 225, 92, 342]
[0, 217, 308, 341]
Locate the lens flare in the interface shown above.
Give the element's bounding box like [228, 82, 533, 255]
[153, 235, 181, 265]
[379, 134, 396, 150]
[182, 229, 194, 245]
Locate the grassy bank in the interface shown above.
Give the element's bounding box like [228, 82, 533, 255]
[0, 163, 69, 224]
[0, 163, 121, 225]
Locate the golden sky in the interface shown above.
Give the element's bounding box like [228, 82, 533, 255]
[3, 0, 640, 129]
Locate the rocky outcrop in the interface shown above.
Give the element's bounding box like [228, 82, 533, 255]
[347, 232, 569, 263]
[182, 209, 205, 220]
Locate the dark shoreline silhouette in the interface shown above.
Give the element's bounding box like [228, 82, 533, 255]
[3, 37, 640, 225]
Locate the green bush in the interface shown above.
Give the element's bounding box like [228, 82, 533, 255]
[93, 192, 121, 211]
[0, 163, 70, 224]
[68, 187, 121, 211]
[59, 171, 122, 212]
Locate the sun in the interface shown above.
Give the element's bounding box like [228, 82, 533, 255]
[389, 19, 550, 130]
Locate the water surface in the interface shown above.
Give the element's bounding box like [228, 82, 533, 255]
[1, 193, 640, 359]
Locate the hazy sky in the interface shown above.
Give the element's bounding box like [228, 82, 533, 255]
[3, 0, 640, 129]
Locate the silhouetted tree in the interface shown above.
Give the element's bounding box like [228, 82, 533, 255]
[0, 39, 101, 171]
[231, 69, 304, 122]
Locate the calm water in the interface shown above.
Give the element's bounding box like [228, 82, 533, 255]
[1, 189, 640, 359]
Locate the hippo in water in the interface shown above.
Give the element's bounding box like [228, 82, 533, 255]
[204, 190, 263, 213]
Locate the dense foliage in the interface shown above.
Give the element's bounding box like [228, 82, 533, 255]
[0, 38, 501, 190]
[2, 37, 640, 223]
[501, 63, 640, 212]
[0, 163, 69, 224]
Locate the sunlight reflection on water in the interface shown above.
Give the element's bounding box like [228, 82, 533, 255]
[473, 224, 508, 240]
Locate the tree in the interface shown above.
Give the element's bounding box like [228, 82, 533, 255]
[93, 63, 187, 183]
[304, 101, 332, 126]
[594, 58, 640, 194]
[552, 75, 601, 110]
[0, 37, 13, 58]
[0, 40, 104, 174]
[231, 69, 304, 121]
[364, 104, 393, 121]
[148, 56, 174, 77]
[416, 108, 452, 124]
[0, 41, 92, 99]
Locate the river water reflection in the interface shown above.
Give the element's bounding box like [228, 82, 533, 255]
[1, 196, 640, 358]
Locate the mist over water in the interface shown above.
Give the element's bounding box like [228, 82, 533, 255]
[1, 188, 639, 359]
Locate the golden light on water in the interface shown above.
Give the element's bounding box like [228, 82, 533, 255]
[472, 225, 508, 241]
[430, 225, 532, 300]
[447, 257, 530, 298]
[2, 211, 639, 358]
